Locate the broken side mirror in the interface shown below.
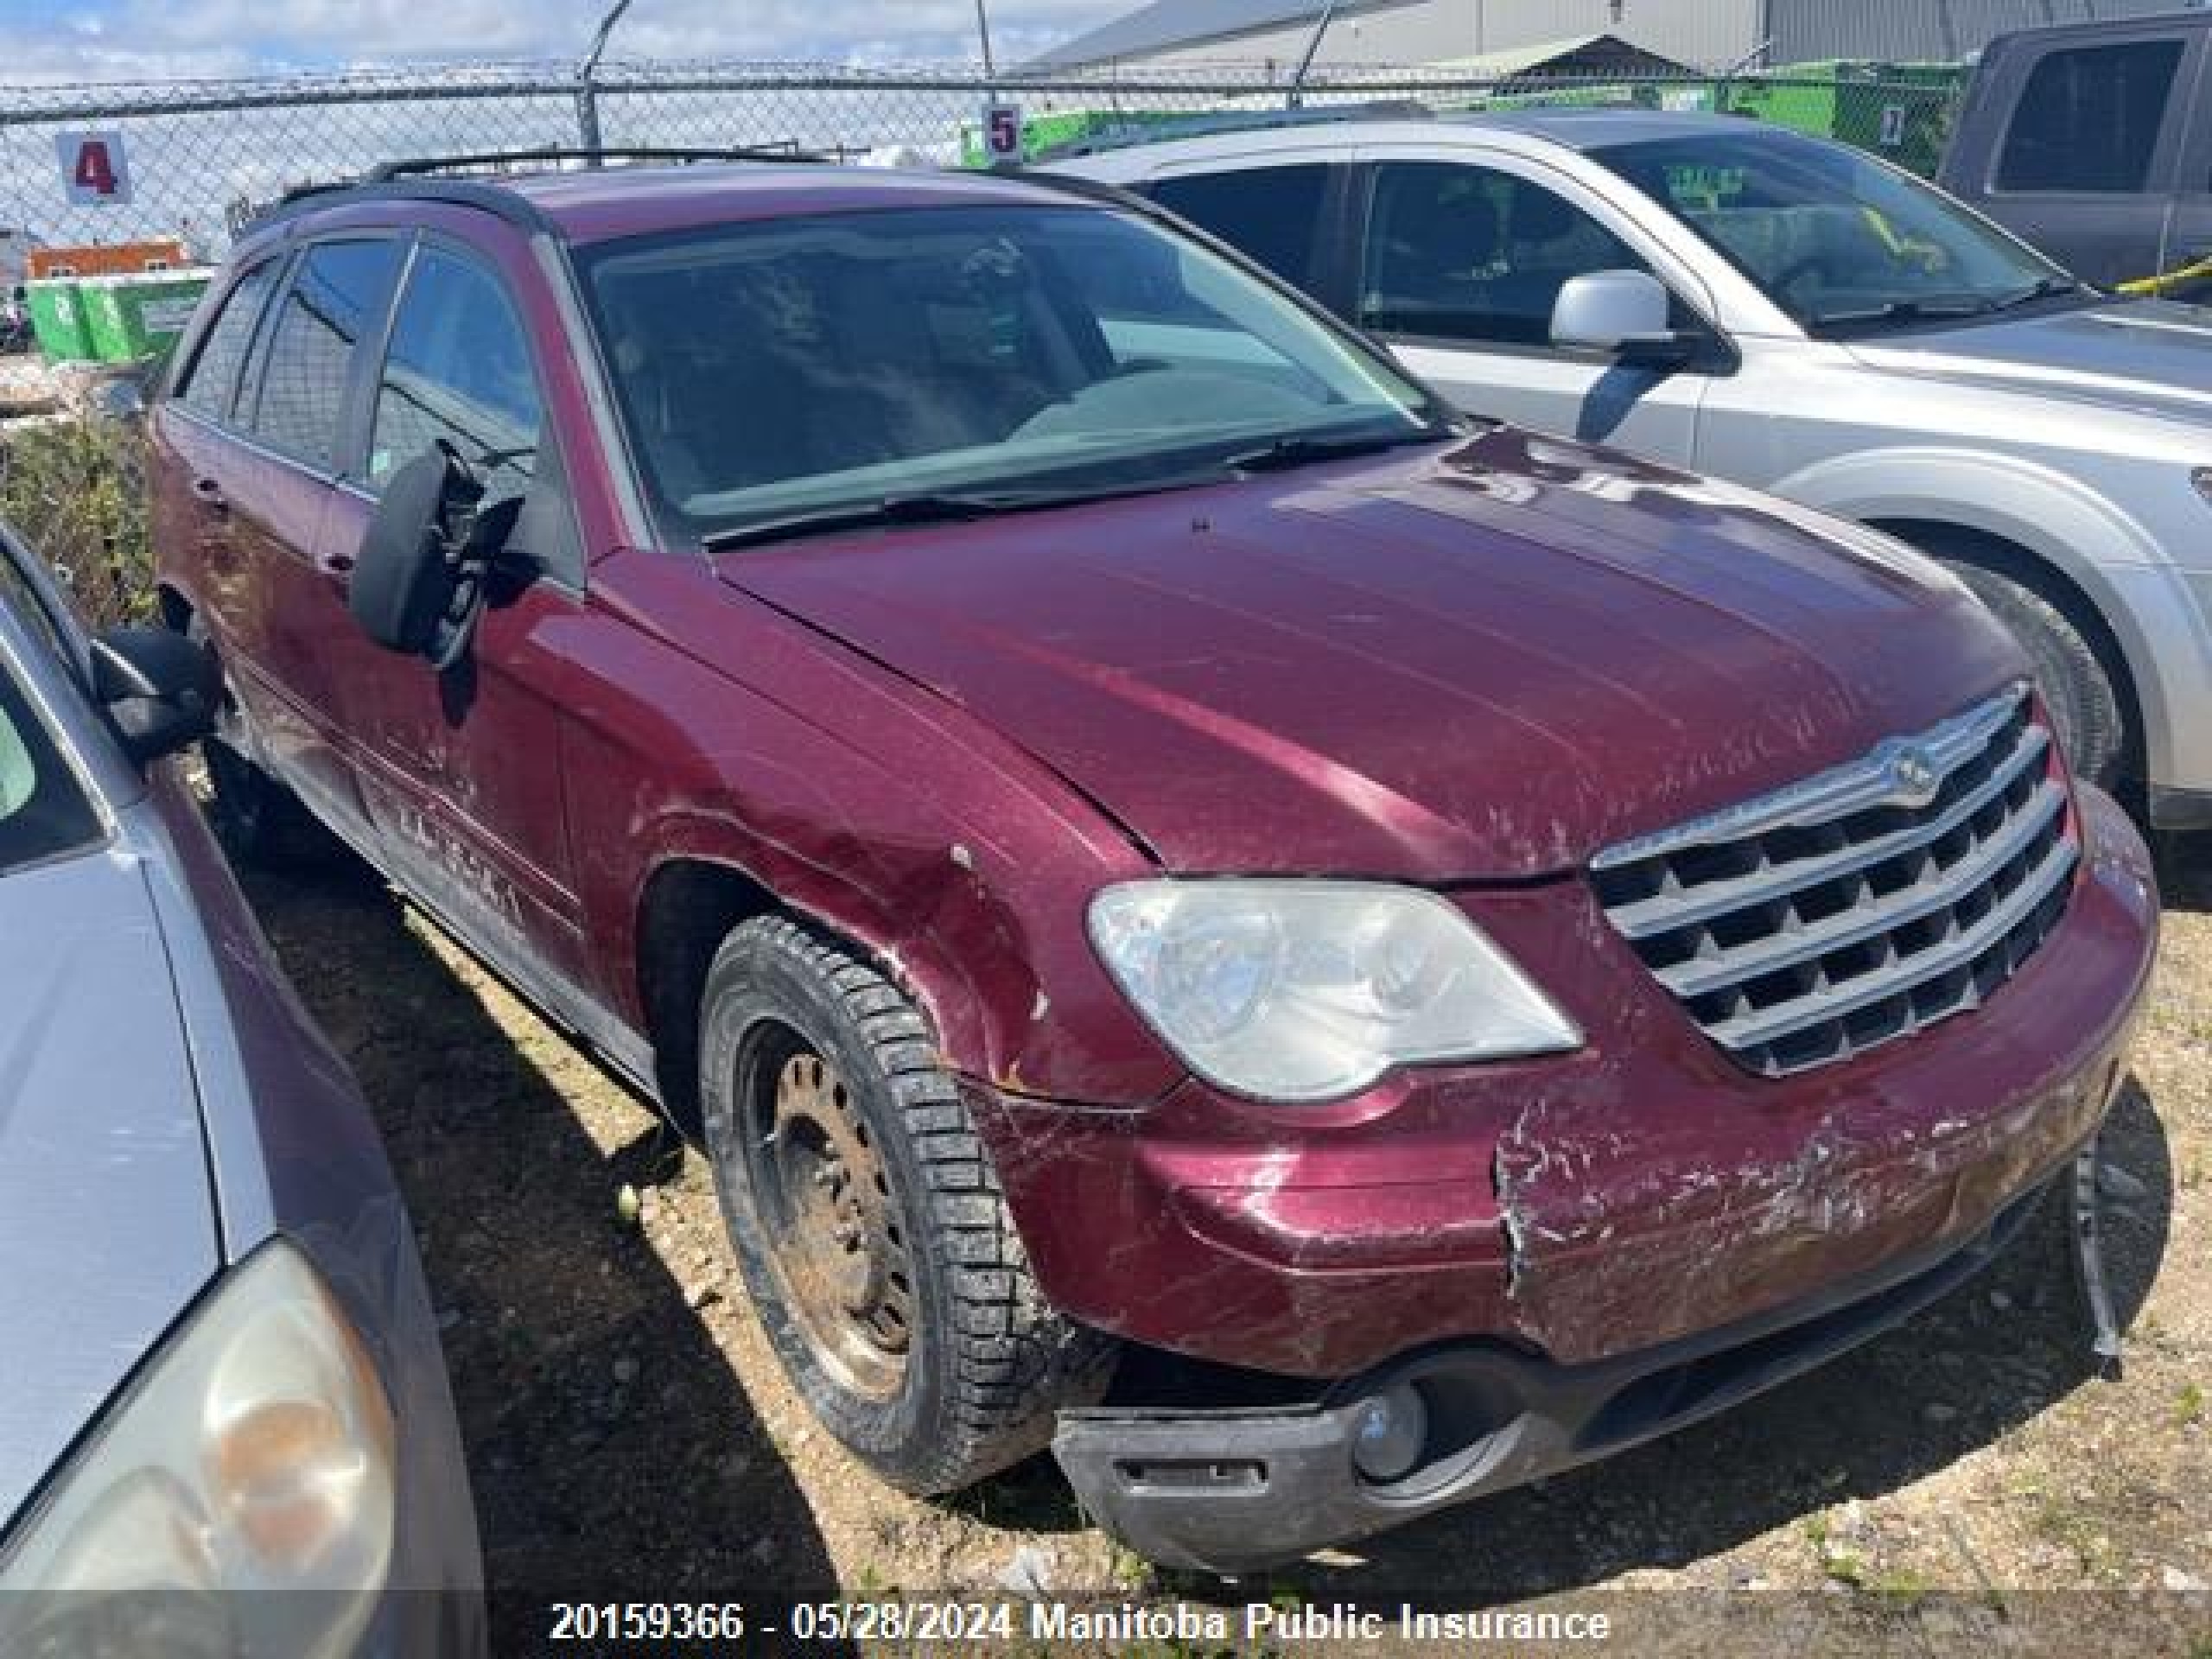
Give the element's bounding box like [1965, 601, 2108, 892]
[349, 445, 490, 672]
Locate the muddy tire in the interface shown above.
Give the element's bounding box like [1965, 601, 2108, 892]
[1939, 556, 2130, 791]
[699, 915, 1116, 1493]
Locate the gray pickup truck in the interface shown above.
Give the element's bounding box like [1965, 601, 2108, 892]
[1065, 111, 2212, 836]
[1938, 9, 2212, 300]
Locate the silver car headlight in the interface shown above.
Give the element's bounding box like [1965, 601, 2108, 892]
[1089, 880, 1580, 1102]
[0, 1242, 396, 1659]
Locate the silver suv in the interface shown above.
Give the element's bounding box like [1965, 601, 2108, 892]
[1062, 111, 2212, 834]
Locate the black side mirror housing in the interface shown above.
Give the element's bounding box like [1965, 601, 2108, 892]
[1614, 332, 1700, 366]
[92, 626, 219, 766]
[350, 447, 486, 667]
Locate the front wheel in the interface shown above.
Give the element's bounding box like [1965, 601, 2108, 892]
[1938, 557, 2131, 791]
[699, 916, 1116, 1493]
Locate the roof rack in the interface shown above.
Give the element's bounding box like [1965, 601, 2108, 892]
[244, 144, 836, 239]
[365, 144, 827, 181]
[1032, 99, 1433, 163]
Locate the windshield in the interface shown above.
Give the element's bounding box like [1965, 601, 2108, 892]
[1593, 130, 2073, 336]
[578, 202, 1449, 544]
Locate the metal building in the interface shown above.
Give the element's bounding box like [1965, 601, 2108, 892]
[1770, 0, 2199, 61]
[1031, 0, 2202, 73]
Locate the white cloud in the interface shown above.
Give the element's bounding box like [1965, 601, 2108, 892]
[3, 1, 1122, 80]
[0, 3, 1146, 245]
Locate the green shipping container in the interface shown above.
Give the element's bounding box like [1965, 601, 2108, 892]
[25, 278, 93, 364]
[78, 269, 212, 364]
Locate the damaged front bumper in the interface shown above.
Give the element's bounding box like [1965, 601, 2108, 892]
[976, 791, 2157, 1385]
[1056, 1166, 2056, 1574]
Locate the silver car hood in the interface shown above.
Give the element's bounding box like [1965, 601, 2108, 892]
[0, 843, 219, 1536]
[1844, 299, 2212, 425]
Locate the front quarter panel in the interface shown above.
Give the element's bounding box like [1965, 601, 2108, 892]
[573, 549, 1181, 1106]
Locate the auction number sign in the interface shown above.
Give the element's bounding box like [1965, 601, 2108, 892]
[57, 130, 132, 206]
[980, 102, 1024, 165]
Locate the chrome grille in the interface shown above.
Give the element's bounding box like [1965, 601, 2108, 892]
[1592, 687, 2077, 1077]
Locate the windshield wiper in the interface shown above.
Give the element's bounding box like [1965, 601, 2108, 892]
[1808, 294, 2003, 333]
[1223, 426, 1455, 474]
[701, 430, 1459, 551]
[1988, 276, 2092, 312]
[702, 490, 1077, 553]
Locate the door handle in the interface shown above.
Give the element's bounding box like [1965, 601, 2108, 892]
[190, 476, 227, 513]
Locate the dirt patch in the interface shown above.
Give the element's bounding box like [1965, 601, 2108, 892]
[239, 857, 2210, 1657]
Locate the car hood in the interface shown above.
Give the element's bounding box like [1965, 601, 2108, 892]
[716, 428, 2024, 879]
[1844, 298, 2212, 425]
[0, 844, 219, 1537]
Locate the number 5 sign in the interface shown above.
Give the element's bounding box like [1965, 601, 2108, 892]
[57, 130, 132, 206]
[981, 102, 1024, 165]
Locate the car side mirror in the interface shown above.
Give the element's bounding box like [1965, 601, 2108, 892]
[91, 626, 219, 766]
[349, 445, 488, 671]
[91, 375, 148, 424]
[1550, 270, 1692, 363]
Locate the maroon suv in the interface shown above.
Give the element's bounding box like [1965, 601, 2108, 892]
[150, 154, 2158, 1572]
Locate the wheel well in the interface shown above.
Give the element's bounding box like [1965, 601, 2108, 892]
[1866, 518, 2145, 775]
[635, 859, 780, 1137]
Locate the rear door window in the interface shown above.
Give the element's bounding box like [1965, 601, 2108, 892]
[175, 261, 278, 421]
[1150, 164, 1332, 289]
[242, 238, 403, 471]
[1996, 41, 2186, 193]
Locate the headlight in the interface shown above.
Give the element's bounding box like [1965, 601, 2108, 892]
[1088, 880, 1580, 1102]
[0, 1243, 396, 1659]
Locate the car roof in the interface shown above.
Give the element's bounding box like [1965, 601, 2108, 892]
[1452, 108, 1771, 149]
[263, 161, 1088, 248]
[1055, 108, 1800, 175]
[1986, 8, 2207, 49]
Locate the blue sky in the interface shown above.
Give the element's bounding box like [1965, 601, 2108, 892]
[0, 1, 1127, 80]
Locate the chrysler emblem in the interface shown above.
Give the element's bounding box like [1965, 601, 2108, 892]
[1886, 745, 1942, 808]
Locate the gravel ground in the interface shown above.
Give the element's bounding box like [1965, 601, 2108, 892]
[236, 854, 2210, 1658]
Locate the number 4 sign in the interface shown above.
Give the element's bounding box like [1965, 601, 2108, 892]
[57, 130, 132, 206]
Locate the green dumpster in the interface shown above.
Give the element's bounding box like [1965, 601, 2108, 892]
[25, 278, 94, 364]
[79, 269, 213, 364]
[1725, 61, 1967, 178]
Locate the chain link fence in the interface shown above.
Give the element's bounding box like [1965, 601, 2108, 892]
[0, 59, 1967, 258]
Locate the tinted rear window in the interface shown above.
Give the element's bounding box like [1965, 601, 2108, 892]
[1997, 41, 2184, 193]
[1150, 165, 1331, 287]
[244, 238, 403, 470]
[175, 262, 277, 420]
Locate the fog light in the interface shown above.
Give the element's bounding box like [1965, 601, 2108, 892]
[1350, 1383, 1428, 1482]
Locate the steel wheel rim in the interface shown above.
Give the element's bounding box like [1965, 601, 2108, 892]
[753, 1033, 913, 1402]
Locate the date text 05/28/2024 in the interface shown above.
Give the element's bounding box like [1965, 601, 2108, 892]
[547, 1601, 1617, 1645]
